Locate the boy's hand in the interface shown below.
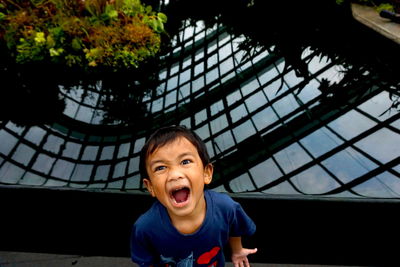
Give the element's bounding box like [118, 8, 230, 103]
[231, 247, 258, 267]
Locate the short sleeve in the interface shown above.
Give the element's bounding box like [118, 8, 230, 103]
[130, 221, 155, 266]
[229, 202, 256, 237]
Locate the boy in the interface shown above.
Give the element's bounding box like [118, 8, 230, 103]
[131, 125, 257, 267]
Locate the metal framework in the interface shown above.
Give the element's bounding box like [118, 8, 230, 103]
[1, 1, 400, 200]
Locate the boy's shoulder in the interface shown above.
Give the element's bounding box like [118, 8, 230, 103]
[206, 190, 239, 209]
[134, 201, 163, 229]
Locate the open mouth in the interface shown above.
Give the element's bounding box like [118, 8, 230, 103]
[170, 187, 190, 205]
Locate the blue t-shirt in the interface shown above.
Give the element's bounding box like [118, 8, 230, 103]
[130, 190, 256, 267]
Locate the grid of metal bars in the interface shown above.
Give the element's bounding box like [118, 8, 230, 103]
[0, 10, 399, 198]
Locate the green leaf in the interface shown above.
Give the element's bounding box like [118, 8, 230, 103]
[157, 12, 167, 23]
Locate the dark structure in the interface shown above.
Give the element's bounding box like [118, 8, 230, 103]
[1, 0, 400, 265]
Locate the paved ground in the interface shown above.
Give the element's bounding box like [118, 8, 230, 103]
[0, 251, 358, 267]
[351, 3, 400, 44]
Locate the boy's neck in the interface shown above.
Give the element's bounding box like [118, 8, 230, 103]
[167, 195, 207, 235]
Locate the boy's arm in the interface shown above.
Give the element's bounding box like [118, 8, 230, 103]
[229, 236, 257, 267]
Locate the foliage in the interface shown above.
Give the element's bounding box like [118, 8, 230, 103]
[337, 0, 395, 12]
[0, 0, 167, 72]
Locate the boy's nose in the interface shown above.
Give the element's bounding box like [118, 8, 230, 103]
[167, 166, 184, 181]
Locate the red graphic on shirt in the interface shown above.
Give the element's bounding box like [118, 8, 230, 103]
[208, 261, 218, 267]
[197, 246, 220, 265]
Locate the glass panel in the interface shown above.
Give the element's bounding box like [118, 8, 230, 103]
[32, 154, 56, 174]
[71, 164, 93, 182]
[213, 130, 235, 152]
[308, 53, 332, 74]
[12, 144, 35, 166]
[358, 91, 395, 121]
[300, 127, 344, 157]
[282, 70, 304, 88]
[240, 79, 258, 96]
[297, 79, 321, 103]
[126, 175, 140, 189]
[165, 90, 177, 108]
[328, 110, 376, 140]
[391, 118, 400, 129]
[19, 172, 46, 186]
[0, 163, 24, 184]
[210, 100, 224, 116]
[195, 109, 207, 125]
[250, 158, 283, 188]
[229, 173, 255, 192]
[179, 69, 191, 85]
[292, 165, 340, 194]
[151, 97, 164, 113]
[230, 104, 247, 123]
[76, 106, 94, 123]
[355, 128, 400, 164]
[82, 145, 99, 161]
[118, 143, 130, 159]
[134, 138, 146, 154]
[0, 130, 18, 156]
[100, 146, 115, 161]
[43, 135, 64, 154]
[274, 143, 312, 174]
[170, 63, 179, 76]
[167, 75, 178, 91]
[258, 65, 279, 86]
[219, 43, 232, 61]
[182, 56, 192, 69]
[128, 157, 139, 174]
[94, 164, 110, 181]
[113, 161, 127, 178]
[62, 142, 81, 158]
[322, 147, 377, 183]
[192, 76, 205, 92]
[245, 91, 267, 113]
[24, 127, 46, 145]
[194, 62, 204, 76]
[353, 172, 400, 198]
[50, 159, 75, 180]
[227, 90, 242, 106]
[195, 124, 210, 141]
[178, 83, 191, 101]
[233, 121, 256, 143]
[205, 67, 218, 85]
[210, 115, 229, 134]
[262, 180, 298, 195]
[252, 107, 279, 132]
[219, 57, 234, 76]
[273, 94, 299, 118]
[64, 98, 79, 117]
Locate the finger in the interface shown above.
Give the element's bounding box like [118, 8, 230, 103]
[233, 262, 239, 267]
[244, 257, 250, 267]
[239, 261, 245, 267]
[248, 248, 258, 255]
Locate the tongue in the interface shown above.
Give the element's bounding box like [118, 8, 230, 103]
[173, 188, 189, 203]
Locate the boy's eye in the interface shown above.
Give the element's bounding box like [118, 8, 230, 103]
[154, 166, 166, 172]
[181, 159, 192, 165]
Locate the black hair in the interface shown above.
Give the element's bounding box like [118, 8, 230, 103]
[139, 125, 210, 178]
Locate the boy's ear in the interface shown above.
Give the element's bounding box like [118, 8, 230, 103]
[143, 178, 156, 197]
[203, 163, 213, 185]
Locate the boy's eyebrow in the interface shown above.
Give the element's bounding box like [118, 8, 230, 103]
[148, 152, 196, 167]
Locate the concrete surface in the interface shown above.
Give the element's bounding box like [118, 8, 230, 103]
[352, 3, 400, 44]
[0, 251, 357, 267]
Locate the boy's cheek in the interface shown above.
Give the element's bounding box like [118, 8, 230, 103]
[143, 178, 156, 197]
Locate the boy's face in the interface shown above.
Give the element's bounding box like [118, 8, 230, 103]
[143, 137, 213, 220]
